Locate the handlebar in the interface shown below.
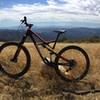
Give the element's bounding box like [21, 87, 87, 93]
[20, 16, 33, 28]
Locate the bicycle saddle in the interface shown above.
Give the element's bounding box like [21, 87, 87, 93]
[54, 30, 66, 34]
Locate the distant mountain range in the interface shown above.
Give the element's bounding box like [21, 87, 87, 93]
[0, 27, 100, 41]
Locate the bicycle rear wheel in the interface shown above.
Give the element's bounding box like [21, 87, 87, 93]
[55, 45, 90, 82]
[0, 42, 31, 78]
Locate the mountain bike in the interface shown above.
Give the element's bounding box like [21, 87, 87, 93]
[0, 17, 90, 82]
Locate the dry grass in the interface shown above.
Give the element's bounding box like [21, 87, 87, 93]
[0, 42, 100, 100]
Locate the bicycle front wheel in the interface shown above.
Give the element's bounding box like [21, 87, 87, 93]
[0, 42, 31, 78]
[55, 45, 90, 82]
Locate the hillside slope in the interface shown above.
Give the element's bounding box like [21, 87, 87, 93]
[0, 43, 100, 100]
[0, 28, 100, 41]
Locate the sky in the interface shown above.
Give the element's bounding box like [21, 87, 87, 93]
[0, 0, 100, 28]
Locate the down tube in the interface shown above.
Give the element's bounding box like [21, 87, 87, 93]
[29, 34, 44, 61]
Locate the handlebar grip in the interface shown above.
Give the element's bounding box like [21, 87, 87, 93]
[20, 16, 27, 24]
[20, 16, 33, 28]
[24, 16, 27, 22]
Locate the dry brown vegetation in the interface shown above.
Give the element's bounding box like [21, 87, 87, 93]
[0, 42, 100, 100]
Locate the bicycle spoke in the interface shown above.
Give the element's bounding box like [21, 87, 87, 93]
[0, 45, 27, 75]
[55, 46, 90, 82]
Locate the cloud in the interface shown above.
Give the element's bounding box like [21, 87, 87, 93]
[0, 0, 100, 27]
[47, 0, 100, 15]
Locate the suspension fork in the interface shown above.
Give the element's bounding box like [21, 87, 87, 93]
[11, 34, 27, 62]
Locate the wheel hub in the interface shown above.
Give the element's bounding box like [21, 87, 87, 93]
[10, 58, 17, 63]
[69, 59, 77, 68]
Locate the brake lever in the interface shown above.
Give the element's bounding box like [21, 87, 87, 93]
[20, 16, 27, 24]
[20, 19, 24, 24]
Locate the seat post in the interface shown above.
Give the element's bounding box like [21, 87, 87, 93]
[52, 33, 61, 49]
